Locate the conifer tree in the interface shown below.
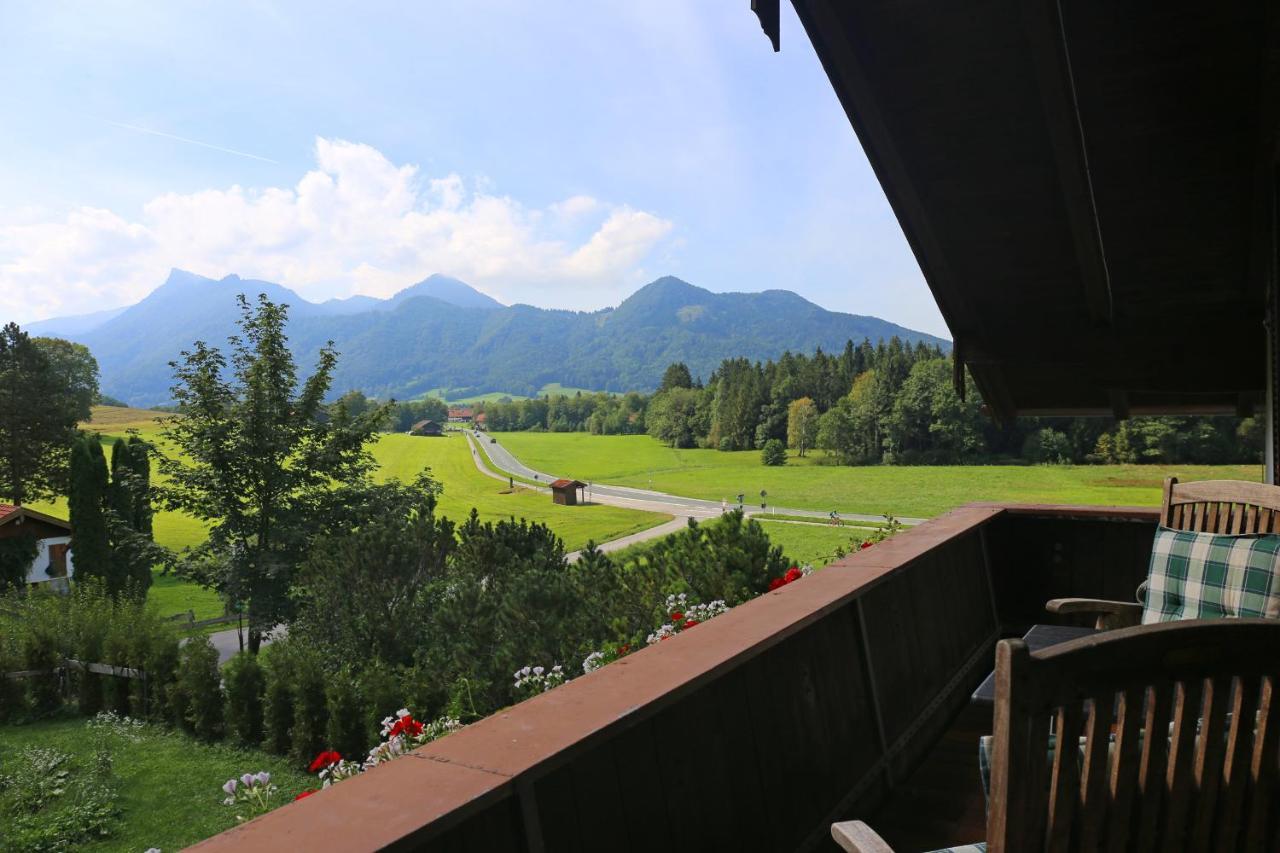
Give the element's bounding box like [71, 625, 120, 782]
[69, 433, 112, 589]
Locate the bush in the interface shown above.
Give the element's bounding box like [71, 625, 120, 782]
[290, 648, 328, 766]
[1023, 428, 1073, 465]
[760, 438, 787, 466]
[326, 666, 367, 758]
[21, 623, 63, 716]
[261, 646, 295, 755]
[172, 637, 223, 740]
[358, 662, 404, 744]
[224, 652, 266, 747]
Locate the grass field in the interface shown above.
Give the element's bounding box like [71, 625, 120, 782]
[0, 715, 311, 852]
[423, 383, 601, 404]
[31, 409, 666, 619]
[494, 432, 1264, 518]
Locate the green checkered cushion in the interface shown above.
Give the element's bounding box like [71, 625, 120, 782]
[1141, 527, 1280, 624]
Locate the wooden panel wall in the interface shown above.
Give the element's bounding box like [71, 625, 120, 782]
[416, 516, 999, 853]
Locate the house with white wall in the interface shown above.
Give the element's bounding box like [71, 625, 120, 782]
[0, 505, 74, 591]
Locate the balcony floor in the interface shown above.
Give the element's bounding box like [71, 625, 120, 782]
[865, 702, 992, 851]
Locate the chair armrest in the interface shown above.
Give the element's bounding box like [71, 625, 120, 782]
[1045, 598, 1142, 630]
[831, 821, 896, 853]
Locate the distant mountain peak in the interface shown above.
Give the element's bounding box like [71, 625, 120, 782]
[388, 274, 504, 310]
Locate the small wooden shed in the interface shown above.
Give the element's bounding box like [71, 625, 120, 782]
[549, 479, 586, 506]
[409, 419, 443, 437]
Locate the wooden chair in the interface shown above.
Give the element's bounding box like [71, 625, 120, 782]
[832, 618, 1280, 852]
[1046, 477, 1280, 630]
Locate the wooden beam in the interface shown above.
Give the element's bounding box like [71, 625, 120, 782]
[1019, 0, 1113, 326]
[752, 0, 780, 52]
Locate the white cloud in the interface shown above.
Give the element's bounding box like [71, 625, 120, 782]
[0, 138, 674, 322]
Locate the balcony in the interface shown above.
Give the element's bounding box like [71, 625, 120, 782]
[192, 501, 1159, 851]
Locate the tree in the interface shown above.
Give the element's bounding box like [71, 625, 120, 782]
[159, 295, 391, 652]
[647, 387, 705, 448]
[786, 397, 819, 457]
[33, 338, 100, 423]
[0, 325, 96, 505]
[69, 433, 112, 589]
[659, 362, 694, 392]
[761, 438, 787, 466]
[107, 436, 160, 594]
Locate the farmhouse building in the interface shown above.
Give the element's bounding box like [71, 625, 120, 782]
[548, 479, 585, 506]
[0, 505, 74, 591]
[446, 407, 474, 423]
[409, 419, 443, 437]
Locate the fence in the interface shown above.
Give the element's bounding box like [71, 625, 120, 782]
[4, 657, 154, 714]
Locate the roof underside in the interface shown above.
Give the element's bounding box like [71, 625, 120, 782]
[774, 1, 1280, 418]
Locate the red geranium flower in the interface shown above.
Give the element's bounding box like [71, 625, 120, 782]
[768, 577, 785, 591]
[684, 618, 699, 628]
[308, 750, 342, 773]
[670, 611, 684, 623]
[860, 540, 873, 550]
[783, 566, 802, 584]
[618, 643, 630, 654]
[389, 717, 424, 739]
[295, 790, 317, 800]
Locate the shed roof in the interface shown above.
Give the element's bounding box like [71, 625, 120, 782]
[549, 479, 586, 490]
[0, 505, 71, 531]
[762, 1, 1280, 418]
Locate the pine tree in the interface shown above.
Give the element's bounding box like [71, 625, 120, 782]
[69, 433, 113, 590]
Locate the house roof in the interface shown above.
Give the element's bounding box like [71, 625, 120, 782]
[0, 505, 72, 531]
[549, 479, 586, 489]
[448, 407, 474, 417]
[411, 419, 440, 430]
[763, 1, 1280, 419]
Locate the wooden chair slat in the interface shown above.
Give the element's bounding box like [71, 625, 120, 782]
[1078, 694, 1115, 849]
[1105, 687, 1145, 853]
[1134, 683, 1173, 853]
[1206, 502, 1220, 533]
[1213, 676, 1260, 851]
[1243, 676, 1280, 851]
[1230, 503, 1245, 534]
[1163, 678, 1204, 846]
[1045, 702, 1083, 853]
[1244, 503, 1259, 533]
[1188, 676, 1232, 852]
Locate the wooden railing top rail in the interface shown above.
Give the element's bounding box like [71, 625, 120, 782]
[188, 501, 1151, 852]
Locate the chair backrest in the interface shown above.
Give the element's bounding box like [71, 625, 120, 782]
[987, 619, 1280, 852]
[1161, 477, 1280, 534]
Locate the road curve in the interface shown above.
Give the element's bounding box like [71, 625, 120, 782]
[469, 430, 923, 526]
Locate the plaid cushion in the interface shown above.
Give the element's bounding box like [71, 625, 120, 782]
[1141, 527, 1280, 624]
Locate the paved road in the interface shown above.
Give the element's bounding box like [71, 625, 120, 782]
[469, 430, 923, 526]
[208, 624, 285, 664]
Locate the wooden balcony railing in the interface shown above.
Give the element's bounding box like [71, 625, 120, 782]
[190, 502, 1159, 852]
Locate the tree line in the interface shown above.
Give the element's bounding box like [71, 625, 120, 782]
[469, 338, 1261, 466]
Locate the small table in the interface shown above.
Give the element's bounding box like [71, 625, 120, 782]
[971, 624, 1097, 705]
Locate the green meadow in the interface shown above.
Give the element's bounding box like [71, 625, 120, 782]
[493, 432, 1263, 518]
[32, 408, 666, 620]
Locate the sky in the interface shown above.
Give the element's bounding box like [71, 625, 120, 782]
[0, 1, 948, 337]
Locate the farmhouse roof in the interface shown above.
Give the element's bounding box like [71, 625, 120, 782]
[758, 2, 1280, 419]
[0, 505, 72, 531]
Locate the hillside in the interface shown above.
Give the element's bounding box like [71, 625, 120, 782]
[42, 270, 949, 406]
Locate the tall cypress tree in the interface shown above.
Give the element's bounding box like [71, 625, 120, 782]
[105, 436, 158, 595]
[69, 433, 112, 590]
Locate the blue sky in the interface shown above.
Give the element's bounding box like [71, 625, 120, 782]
[0, 1, 947, 337]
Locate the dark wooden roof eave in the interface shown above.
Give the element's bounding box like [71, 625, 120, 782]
[769, 0, 1280, 417]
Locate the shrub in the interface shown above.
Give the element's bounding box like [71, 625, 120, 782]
[173, 636, 223, 740]
[325, 666, 367, 758]
[261, 646, 294, 755]
[358, 662, 404, 745]
[21, 623, 63, 715]
[224, 651, 267, 747]
[761, 438, 787, 466]
[290, 648, 328, 766]
[1023, 427, 1073, 465]
[140, 625, 180, 723]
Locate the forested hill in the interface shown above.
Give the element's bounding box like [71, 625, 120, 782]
[34, 270, 948, 406]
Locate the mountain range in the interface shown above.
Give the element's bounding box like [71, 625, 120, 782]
[26, 270, 949, 406]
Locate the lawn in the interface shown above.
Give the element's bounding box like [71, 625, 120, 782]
[29, 408, 666, 621]
[493, 432, 1264, 518]
[755, 520, 878, 568]
[0, 714, 312, 852]
[370, 432, 667, 549]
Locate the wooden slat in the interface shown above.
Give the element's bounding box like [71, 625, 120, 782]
[1244, 503, 1260, 533]
[1105, 687, 1145, 853]
[1134, 682, 1173, 853]
[1163, 679, 1204, 847]
[1230, 503, 1245, 534]
[1077, 694, 1115, 849]
[1205, 502, 1219, 533]
[1243, 676, 1280, 851]
[1172, 480, 1280, 512]
[1045, 702, 1083, 853]
[1188, 676, 1232, 852]
[1213, 676, 1260, 851]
